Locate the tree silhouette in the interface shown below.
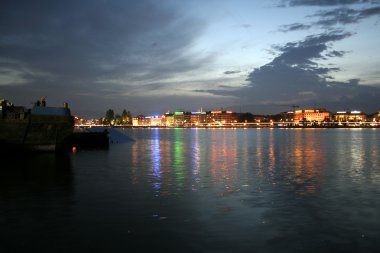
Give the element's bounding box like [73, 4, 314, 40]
[105, 109, 115, 124]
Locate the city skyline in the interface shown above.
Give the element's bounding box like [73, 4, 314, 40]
[78, 107, 378, 128]
[98, 106, 377, 118]
[1, 0, 380, 118]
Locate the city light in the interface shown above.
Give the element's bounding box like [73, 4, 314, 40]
[74, 107, 380, 128]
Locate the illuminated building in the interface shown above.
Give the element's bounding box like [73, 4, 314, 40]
[184, 112, 191, 125]
[190, 111, 207, 126]
[279, 111, 295, 122]
[132, 117, 139, 126]
[164, 112, 174, 126]
[150, 115, 164, 126]
[334, 111, 367, 122]
[127, 106, 379, 128]
[132, 115, 164, 126]
[135, 115, 151, 126]
[293, 109, 331, 125]
[208, 110, 236, 124]
[174, 111, 184, 126]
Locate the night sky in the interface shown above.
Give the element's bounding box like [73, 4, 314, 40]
[1, 0, 379, 118]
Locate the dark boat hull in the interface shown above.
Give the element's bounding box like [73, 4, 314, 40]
[0, 107, 74, 152]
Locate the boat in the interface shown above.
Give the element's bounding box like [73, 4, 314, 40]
[0, 99, 74, 152]
[71, 130, 110, 150]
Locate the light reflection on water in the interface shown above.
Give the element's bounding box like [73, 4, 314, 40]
[125, 128, 380, 252]
[151, 128, 161, 192]
[2, 128, 380, 252]
[128, 129, 338, 197]
[333, 129, 380, 183]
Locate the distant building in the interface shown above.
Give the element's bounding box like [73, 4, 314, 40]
[209, 110, 236, 124]
[293, 109, 331, 125]
[279, 111, 295, 123]
[334, 111, 366, 122]
[164, 112, 174, 126]
[190, 111, 207, 126]
[131, 115, 165, 126]
[150, 115, 164, 126]
[173, 111, 184, 126]
[135, 115, 151, 126]
[184, 112, 191, 125]
[132, 117, 139, 126]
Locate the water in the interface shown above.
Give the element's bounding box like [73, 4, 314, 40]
[1, 128, 380, 252]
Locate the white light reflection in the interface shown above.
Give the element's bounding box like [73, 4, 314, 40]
[256, 129, 263, 178]
[268, 129, 276, 179]
[290, 130, 326, 195]
[191, 128, 201, 190]
[348, 129, 365, 183]
[151, 128, 161, 192]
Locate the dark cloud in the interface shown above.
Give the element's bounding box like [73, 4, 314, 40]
[202, 30, 380, 114]
[272, 31, 352, 67]
[0, 0, 212, 117]
[279, 6, 380, 33]
[325, 50, 349, 57]
[283, 0, 378, 6]
[1, 1, 379, 117]
[279, 0, 380, 35]
[256, 1, 380, 113]
[224, 70, 241, 75]
[312, 6, 380, 26]
[279, 23, 312, 32]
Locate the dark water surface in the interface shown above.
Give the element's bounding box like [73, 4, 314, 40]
[1, 128, 380, 252]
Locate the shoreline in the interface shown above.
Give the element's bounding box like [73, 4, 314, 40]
[76, 124, 380, 129]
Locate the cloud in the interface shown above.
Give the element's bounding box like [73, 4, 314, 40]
[272, 31, 352, 66]
[279, 0, 380, 32]
[283, 0, 378, 7]
[242, 1, 380, 113]
[202, 30, 380, 114]
[0, 0, 212, 117]
[279, 23, 312, 32]
[312, 6, 380, 27]
[325, 50, 349, 57]
[224, 70, 241, 75]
